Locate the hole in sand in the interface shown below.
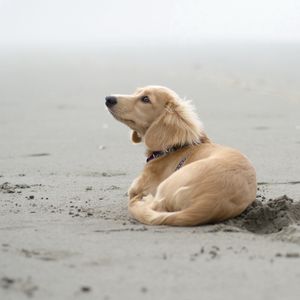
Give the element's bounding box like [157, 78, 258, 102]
[225, 195, 300, 234]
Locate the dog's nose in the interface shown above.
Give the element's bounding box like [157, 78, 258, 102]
[105, 96, 117, 107]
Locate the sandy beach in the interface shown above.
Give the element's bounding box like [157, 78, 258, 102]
[0, 43, 300, 299]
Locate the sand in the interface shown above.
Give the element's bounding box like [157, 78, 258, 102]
[0, 43, 300, 300]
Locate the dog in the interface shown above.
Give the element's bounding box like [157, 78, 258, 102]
[105, 86, 256, 226]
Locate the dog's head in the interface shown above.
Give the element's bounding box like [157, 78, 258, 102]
[105, 86, 207, 151]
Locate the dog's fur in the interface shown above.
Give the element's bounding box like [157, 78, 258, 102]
[106, 86, 256, 226]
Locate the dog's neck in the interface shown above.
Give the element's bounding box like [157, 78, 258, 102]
[145, 133, 210, 162]
[146, 144, 189, 163]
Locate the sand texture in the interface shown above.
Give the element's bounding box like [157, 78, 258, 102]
[0, 44, 300, 300]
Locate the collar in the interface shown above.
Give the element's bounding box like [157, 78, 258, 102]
[146, 144, 189, 163]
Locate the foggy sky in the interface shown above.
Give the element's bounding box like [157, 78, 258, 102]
[0, 0, 299, 47]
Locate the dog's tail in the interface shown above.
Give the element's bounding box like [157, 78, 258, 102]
[128, 196, 211, 226]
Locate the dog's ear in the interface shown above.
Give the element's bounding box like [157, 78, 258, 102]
[131, 130, 142, 143]
[144, 101, 203, 150]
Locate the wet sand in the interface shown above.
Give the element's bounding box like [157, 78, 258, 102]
[0, 43, 300, 299]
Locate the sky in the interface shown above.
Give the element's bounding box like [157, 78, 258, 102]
[0, 0, 299, 47]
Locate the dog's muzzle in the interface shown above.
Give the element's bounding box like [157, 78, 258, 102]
[105, 96, 117, 108]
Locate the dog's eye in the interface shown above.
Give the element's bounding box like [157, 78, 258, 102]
[141, 96, 150, 103]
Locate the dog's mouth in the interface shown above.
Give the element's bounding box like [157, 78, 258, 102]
[107, 108, 136, 125]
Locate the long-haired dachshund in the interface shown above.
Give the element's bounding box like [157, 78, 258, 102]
[105, 86, 256, 226]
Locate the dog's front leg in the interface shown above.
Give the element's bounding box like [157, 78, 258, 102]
[128, 176, 154, 206]
[128, 176, 144, 200]
[128, 193, 145, 208]
[128, 173, 159, 203]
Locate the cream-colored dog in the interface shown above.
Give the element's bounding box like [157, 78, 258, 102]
[105, 86, 256, 226]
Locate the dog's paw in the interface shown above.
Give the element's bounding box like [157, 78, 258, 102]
[142, 194, 154, 204]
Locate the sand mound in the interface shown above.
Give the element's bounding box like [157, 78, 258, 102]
[225, 195, 300, 234]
